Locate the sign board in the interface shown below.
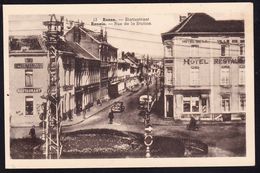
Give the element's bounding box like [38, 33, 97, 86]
[144, 135, 153, 146]
[17, 88, 42, 93]
[14, 63, 43, 69]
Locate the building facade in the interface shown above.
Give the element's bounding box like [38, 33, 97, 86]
[9, 35, 77, 127]
[161, 13, 245, 121]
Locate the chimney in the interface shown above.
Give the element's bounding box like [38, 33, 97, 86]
[179, 15, 187, 23]
[132, 52, 135, 57]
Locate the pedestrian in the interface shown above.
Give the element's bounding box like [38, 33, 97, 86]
[108, 111, 114, 124]
[97, 99, 102, 106]
[187, 115, 198, 131]
[29, 125, 36, 141]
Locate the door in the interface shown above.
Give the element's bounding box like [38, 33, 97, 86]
[166, 95, 173, 118]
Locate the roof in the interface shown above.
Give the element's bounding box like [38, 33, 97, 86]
[9, 35, 47, 52]
[80, 27, 117, 49]
[161, 13, 244, 41]
[65, 41, 99, 61]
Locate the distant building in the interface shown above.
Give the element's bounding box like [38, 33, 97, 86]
[161, 13, 245, 121]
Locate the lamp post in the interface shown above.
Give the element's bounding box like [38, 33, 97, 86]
[144, 124, 153, 158]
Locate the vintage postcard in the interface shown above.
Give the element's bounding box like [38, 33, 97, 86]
[3, 3, 254, 168]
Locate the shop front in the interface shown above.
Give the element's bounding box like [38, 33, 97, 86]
[165, 89, 210, 120]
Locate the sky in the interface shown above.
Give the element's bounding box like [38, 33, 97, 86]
[9, 12, 245, 58]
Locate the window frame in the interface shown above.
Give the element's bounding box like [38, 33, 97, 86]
[25, 96, 33, 115]
[239, 94, 246, 112]
[183, 96, 200, 113]
[25, 69, 33, 87]
[190, 67, 199, 86]
[221, 95, 231, 112]
[220, 66, 230, 86]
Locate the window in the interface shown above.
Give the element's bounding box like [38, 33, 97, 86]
[220, 67, 230, 86]
[64, 70, 67, 85]
[239, 94, 246, 111]
[239, 67, 245, 85]
[25, 70, 33, 87]
[221, 45, 226, 56]
[165, 67, 173, 85]
[165, 45, 173, 57]
[190, 45, 199, 57]
[183, 96, 200, 113]
[221, 95, 230, 112]
[25, 96, 33, 115]
[190, 67, 199, 86]
[240, 46, 244, 56]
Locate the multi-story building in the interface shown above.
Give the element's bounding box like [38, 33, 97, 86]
[9, 35, 77, 133]
[64, 23, 101, 114]
[65, 25, 118, 102]
[161, 13, 245, 121]
[9, 35, 49, 128]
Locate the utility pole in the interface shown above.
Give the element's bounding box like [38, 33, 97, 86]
[42, 14, 64, 159]
[146, 55, 150, 113]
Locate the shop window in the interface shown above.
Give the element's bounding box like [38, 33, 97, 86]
[25, 96, 33, 115]
[190, 67, 199, 86]
[221, 45, 226, 56]
[239, 67, 245, 85]
[165, 67, 173, 85]
[183, 97, 199, 113]
[25, 69, 33, 87]
[221, 95, 230, 112]
[239, 94, 246, 111]
[190, 45, 199, 57]
[164, 45, 173, 57]
[201, 98, 207, 113]
[220, 67, 230, 86]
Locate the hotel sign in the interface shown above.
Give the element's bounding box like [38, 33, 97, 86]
[14, 63, 43, 69]
[184, 57, 245, 65]
[17, 88, 42, 93]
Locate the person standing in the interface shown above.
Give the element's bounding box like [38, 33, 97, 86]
[29, 125, 36, 141]
[108, 111, 114, 124]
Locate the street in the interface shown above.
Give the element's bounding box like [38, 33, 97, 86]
[63, 79, 158, 133]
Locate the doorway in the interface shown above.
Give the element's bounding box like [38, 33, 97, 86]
[166, 95, 173, 118]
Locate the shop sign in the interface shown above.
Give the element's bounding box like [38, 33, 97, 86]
[182, 39, 209, 44]
[17, 88, 42, 93]
[14, 63, 43, 69]
[214, 57, 245, 64]
[184, 58, 209, 65]
[183, 57, 245, 65]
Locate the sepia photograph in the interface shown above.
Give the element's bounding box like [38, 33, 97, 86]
[3, 3, 254, 168]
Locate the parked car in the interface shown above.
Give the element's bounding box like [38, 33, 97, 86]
[111, 101, 125, 113]
[139, 95, 153, 110]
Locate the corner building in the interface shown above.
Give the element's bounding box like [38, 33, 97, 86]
[161, 13, 245, 121]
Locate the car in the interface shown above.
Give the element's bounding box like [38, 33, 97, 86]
[111, 101, 125, 113]
[139, 95, 153, 110]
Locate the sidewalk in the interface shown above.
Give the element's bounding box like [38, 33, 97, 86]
[62, 91, 130, 127]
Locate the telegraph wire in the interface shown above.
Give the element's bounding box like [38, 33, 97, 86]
[9, 25, 244, 46]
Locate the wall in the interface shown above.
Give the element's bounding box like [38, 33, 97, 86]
[9, 54, 49, 127]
